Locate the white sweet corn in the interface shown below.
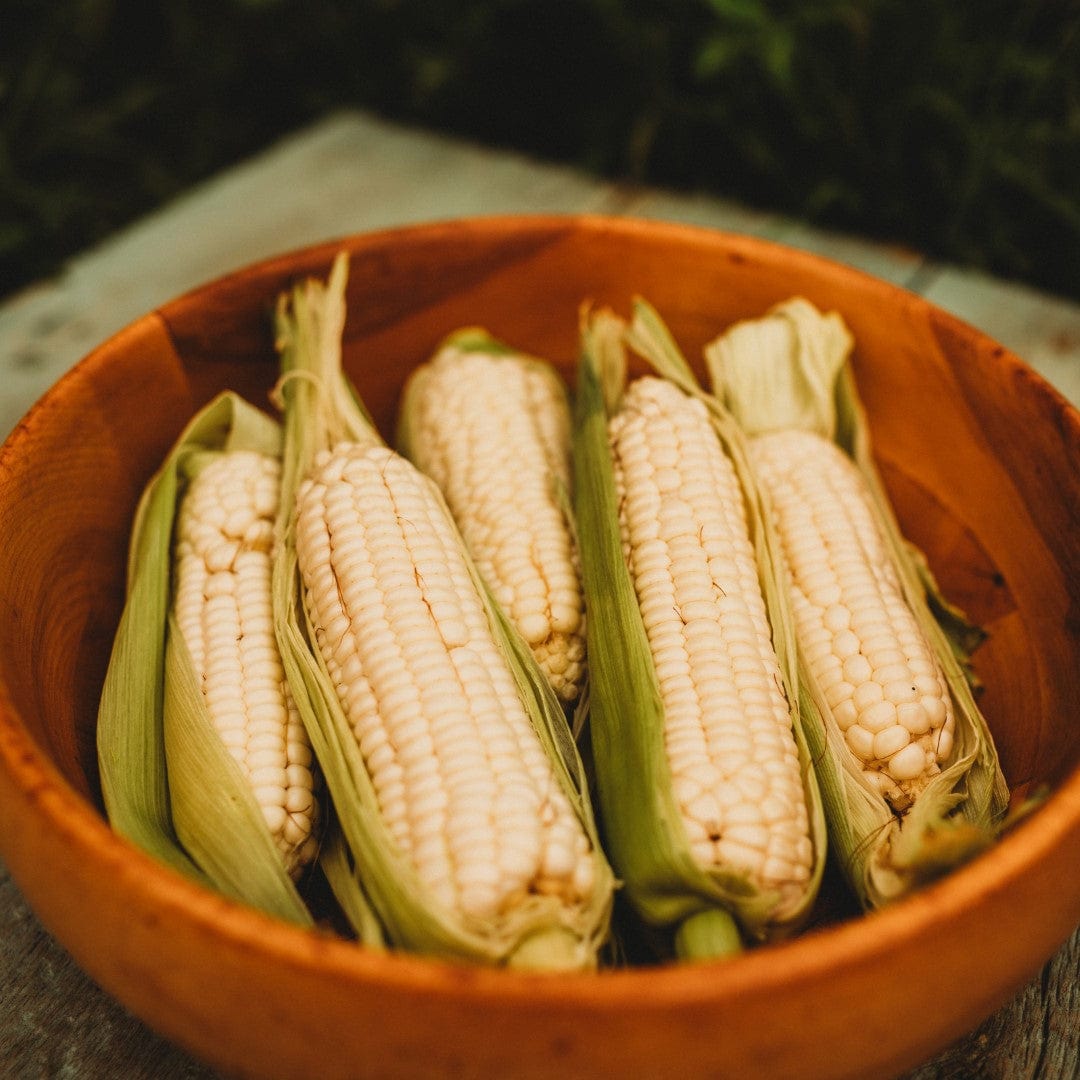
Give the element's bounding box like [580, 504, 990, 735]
[398, 338, 586, 706]
[704, 295, 1009, 908]
[293, 440, 596, 922]
[748, 430, 955, 812]
[608, 376, 814, 909]
[173, 449, 320, 879]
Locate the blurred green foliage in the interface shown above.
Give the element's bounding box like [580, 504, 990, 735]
[3, 0, 1078, 298]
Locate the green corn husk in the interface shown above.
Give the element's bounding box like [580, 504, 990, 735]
[271, 253, 614, 969]
[97, 392, 314, 926]
[573, 301, 827, 959]
[703, 297, 1010, 908]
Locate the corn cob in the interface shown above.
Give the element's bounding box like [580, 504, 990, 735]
[574, 303, 825, 958]
[704, 297, 1009, 907]
[610, 377, 814, 899]
[172, 449, 319, 879]
[294, 442, 595, 919]
[272, 255, 613, 967]
[97, 393, 316, 925]
[397, 333, 586, 708]
[746, 430, 952, 810]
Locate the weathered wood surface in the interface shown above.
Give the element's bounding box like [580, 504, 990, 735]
[0, 110, 1076, 1079]
[2, 111, 1077, 444]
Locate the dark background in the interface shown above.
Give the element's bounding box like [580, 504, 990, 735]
[3, 0, 1079, 301]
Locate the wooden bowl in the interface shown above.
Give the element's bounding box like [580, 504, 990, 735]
[0, 215, 1076, 1080]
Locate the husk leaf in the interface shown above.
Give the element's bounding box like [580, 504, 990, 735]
[704, 297, 1010, 908]
[573, 301, 826, 957]
[163, 604, 312, 925]
[316, 817, 388, 947]
[272, 254, 613, 968]
[98, 393, 311, 924]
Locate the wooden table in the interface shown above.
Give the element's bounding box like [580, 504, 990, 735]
[1, 110, 1077, 1079]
